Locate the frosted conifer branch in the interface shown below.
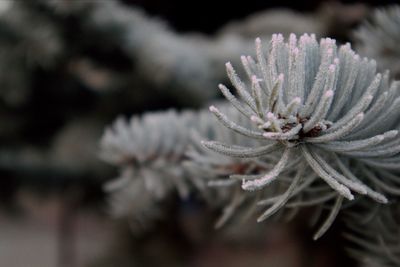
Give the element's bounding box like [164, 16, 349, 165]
[100, 105, 269, 224]
[355, 5, 400, 79]
[343, 204, 400, 267]
[100, 109, 204, 223]
[201, 33, 400, 236]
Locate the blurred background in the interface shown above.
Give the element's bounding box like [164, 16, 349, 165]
[0, 0, 398, 266]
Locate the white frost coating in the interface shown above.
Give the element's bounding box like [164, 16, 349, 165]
[204, 34, 400, 203]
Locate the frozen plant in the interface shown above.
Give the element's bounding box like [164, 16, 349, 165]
[343, 203, 400, 267]
[355, 5, 400, 78]
[100, 110, 203, 229]
[202, 33, 400, 237]
[100, 106, 250, 224]
[100, 104, 289, 228]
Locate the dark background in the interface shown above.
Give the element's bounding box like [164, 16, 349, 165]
[123, 0, 399, 33]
